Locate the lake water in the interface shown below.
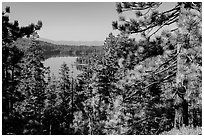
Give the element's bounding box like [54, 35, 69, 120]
[44, 56, 80, 77]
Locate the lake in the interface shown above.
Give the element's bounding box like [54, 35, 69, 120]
[43, 56, 80, 78]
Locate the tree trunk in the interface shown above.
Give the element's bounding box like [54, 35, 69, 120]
[174, 39, 189, 129]
[174, 95, 188, 128]
[71, 77, 74, 123]
[174, 94, 183, 128]
[49, 123, 52, 135]
[193, 108, 198, 127]
[182, 99, 188, 126]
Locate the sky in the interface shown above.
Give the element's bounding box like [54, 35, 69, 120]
[2, 2, 176, 41]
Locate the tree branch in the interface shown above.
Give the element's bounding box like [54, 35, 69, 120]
[126, 71, 176, 99]
[153, 52, 177, 73]
[154, 60, 176, 75]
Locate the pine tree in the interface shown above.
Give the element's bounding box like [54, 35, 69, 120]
[43, 72, 62, 134]
[112, 2, 201, 130]
[2, 6, 42, 134]
[14, 39, 47, 135]
[57, 62, 76, 134]
[175, 8, 202, 127]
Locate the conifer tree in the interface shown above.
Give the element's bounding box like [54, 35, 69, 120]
[57, 62, 76, 134]
[112, 2, 201, 130]
[43, 73, 62, 134]
[2, 6, 42, 134]
[14, 39, 47, 134]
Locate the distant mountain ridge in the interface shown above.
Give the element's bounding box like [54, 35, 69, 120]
[39, 37, 104, 46]
[14, 38, 103, 59]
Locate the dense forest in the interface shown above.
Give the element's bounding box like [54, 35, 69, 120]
[2, 2, 202, 135]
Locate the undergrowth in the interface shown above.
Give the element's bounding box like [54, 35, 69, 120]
[160, 126, 202, 135]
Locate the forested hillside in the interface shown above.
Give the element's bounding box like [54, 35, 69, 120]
[2, 2, 202, 135]
[14, 38, 103, 59]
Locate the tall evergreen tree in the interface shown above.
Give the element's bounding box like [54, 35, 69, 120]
[2, 6, 42, 134]
[14, 39, 47, 134]
[57, 62, 76, 134]
[43, 72, 62, 135]
[112, 2, 201, 130]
